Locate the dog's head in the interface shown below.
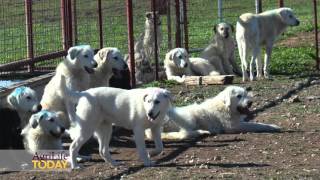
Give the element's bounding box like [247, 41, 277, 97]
[145, 11, 161, 26]
[7, 86, 42, 113]
[166, 48, 190, 69]
[67, 45, 98, 74]
[29, 110, 65, 138]
[95, 47, 128, 78]
[143, 88, 172, 123]
[218, 86, 253, 115]
[214, 22, 234, 39]
[279, 7, 300, 26]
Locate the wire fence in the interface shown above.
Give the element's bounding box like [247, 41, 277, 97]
[0, 0, 319, 87]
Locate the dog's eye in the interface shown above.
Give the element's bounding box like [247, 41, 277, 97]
[148, 99, 152, 103]
[84, 54, 89, 58]
[221, 28, 224, 30]
[178, 55, 182, 59]
[48, 118, 54, 122]
[26, 96, 31, 100]
[114, 56, 118, 60]
[154, 100, 160, 104]
[237, 95, 242, 99]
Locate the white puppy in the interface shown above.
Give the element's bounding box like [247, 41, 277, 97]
[90, 47, 128, 88]
[61, 76, 172, 168]
[41, 45, 97, 128]
[201, 22, 241, 75]
[164, 48, 220, 83]
[161, 86, 281, 140]
[21, 110, 65, 153]
[236, 7, 300, 81]
[7, 86, 42, 127]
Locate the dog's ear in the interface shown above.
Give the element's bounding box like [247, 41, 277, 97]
[143, 94, 148, 102]
[163, 89, 173, 102]
[68, 47, 80, 60]
[213, 24, 218, 33]
[30, 114, 40, 129]
[7, 93, 18, 108]
[146, 12, 152, 19]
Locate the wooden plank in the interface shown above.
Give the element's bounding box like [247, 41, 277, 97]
[184, 75, 234, 85]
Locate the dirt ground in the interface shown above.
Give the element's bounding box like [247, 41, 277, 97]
[1, 74, 320, 179]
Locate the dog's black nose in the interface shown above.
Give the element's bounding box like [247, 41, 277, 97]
[296, 20, 300, 26]
[123, 63, 128, 70]
[61, 127, 65, 133]
[247, 101, 253, 108]
[37, 104, 42, 111]
[148, 112, 153, 117]
[92, 61, 98, 68]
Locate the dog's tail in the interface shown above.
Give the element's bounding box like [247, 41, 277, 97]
[160, 129, 210, 140]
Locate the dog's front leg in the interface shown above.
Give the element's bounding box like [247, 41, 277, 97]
[148, 125, 163, 157]
[133, 126, 154, 167]
[264, 41, 273, 79]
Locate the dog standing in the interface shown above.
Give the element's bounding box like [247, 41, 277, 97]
[201, 22, 241, 75]
[160, 86, 281, 140]
[90, 47, 128, 88]
[164, 48, 220, 83]
[60, 75, 172, 168]
[236, 7, 299, 81]
[41, 45, 97, 129]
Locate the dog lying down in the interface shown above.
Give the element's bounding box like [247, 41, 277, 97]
[60, 76, 172, 169]
[158, 86, 281, 140]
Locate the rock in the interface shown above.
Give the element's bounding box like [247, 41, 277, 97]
[288, 95, 301, 103]
[213, 156, 222, 161]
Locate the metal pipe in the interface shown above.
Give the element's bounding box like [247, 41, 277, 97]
[217, 0, 222, 22]
[126, 0, 136, 87]
[278, 0, 284, 7]
[175, 0, 181, 47]
[152, 0, 159, 80]
[61, 0, 68, 50]
[255, 0, 262, 14]
[67, 0, 73, 47]
[98, 0, 103, 49]
[25, 0, 34, 72]
[182, 0, 188, 52]
[167, 0, 172, 50]
[0, 51, 67, 71]
[72, 0, 78, 45]
[313, 0, 319, 70]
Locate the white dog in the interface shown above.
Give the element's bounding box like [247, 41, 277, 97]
[201, 22, 241, 75]
[61, 75, 172, 168]
[21, 110, 65, 153]
[236, 7, 300, 81]
[90, 47, 128, 88]
[41, 45, 97, 128]
[164, 48, 220, 83]
[7, 86, 42, 127]
[160, 86, 281, 140]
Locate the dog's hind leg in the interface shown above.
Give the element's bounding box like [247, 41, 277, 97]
[94, 122, 119, 166]
[161, 129, 210, 140]
[238, 42, 249, 81]
[133, 126, 154, 166]
[148, 125, 163, 157]
[232, 122, 281, 133]
[255, 48, 263, 79]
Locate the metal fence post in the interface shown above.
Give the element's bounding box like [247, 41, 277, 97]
[126, 0, 135, 87]
[279, 0, 284, 7]
[255, 0, 262, 14]
[152, 0, 159, 80]
[175, 0, 181, 47]
[98, 0, 103, 49]
[167, 0, 172, 50]
[182, 0, 188, 52]
[61, 0, 68, 50]
[67, 0, 73, 47]
[72, 0, 78, 45]
[218, 0, 222, 22]
[313, 0, 319, 70]
[25, 0, 34, 73]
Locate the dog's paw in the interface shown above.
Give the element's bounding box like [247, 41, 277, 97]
[143, 160, 155, 167]
[148, 150, 161, 157]
[71, 164, 82, 170]
[76, 155, 92, 163]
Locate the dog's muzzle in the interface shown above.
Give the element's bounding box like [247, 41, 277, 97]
[50, 127, 65, 138]
[147, 111, 160, 122]
[237, 101, 252, 115]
